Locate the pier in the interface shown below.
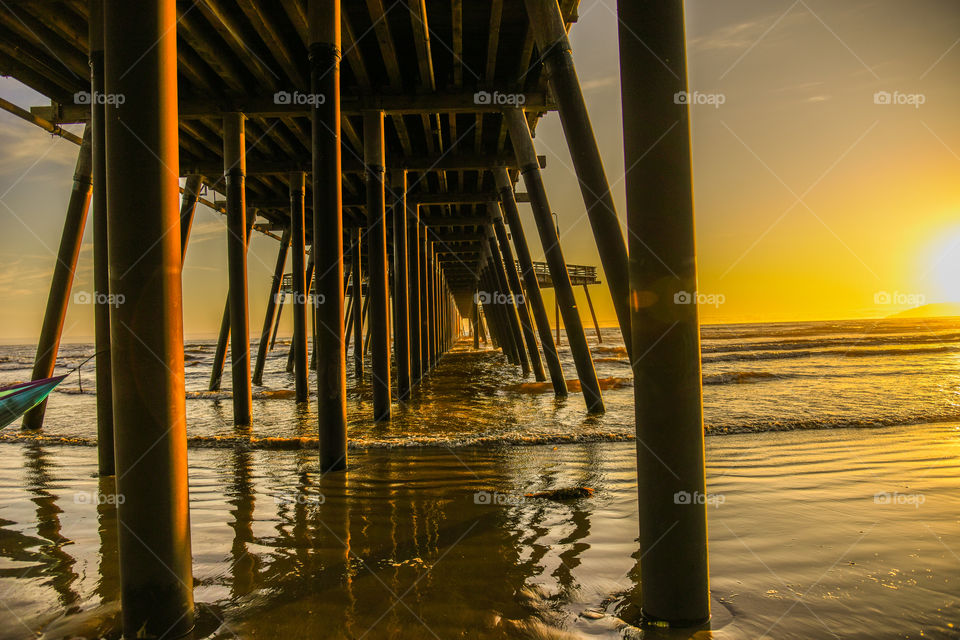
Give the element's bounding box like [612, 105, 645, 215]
[0, 0, 709, 635]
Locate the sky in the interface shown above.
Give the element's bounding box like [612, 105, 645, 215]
[0, 0, 958, 341]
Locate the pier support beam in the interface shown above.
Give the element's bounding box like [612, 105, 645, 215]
[487, 230, 529, 375]
[289, 172, 309, 402]
[103, 0, 194, 634]
[420, 228, 430, 374]
[351, 228, 363, 379]
[179, 175, 202, 262]
[523, 0, 631, 356]
[472, 295, 479, 349]
[391, 171, 411, 400]
[408, 200, 422, 385]
[491, 202, 544, 381]
[22, 126, 92, 431]
[495, 169, 565, 395]
[209, 217, 255, 392]
[364, 110, 391, 421]
[619, 0, 710, 625]
[89, 0, 113, 475]
[310, 0, 348, 469]
[505, 108, 603, 412]
[223, 113, 252, 425]
[253, 227, 291, 385]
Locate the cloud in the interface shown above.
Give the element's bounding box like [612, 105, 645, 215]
[580, 75, 618, 92]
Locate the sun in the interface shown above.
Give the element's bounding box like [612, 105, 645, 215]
[924, 226, 960, 304]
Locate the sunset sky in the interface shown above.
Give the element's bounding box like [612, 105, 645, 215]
[0, 0, 958, 340]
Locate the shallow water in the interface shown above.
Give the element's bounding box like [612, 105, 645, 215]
[3, 423, 960, 638]
[3, 319, 960, 638]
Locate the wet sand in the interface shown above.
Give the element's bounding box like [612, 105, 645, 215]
[3, 421, 960, 639]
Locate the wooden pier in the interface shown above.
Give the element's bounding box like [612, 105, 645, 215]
[0, 0, 710, 634]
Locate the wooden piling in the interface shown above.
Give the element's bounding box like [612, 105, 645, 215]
[89, 0, 113, 475]
[22, 126, 92, 431]
[524, 0, 632, 356]
[351, 228, 363, 379]
[103, 0, 194, 633]
[310, 0, 348, 469]
[223, 113, 252, 425]
[407, 200, 422, 385]
[490, 203, 545, 381]
[253, 227, 291, 385]
[289, 172, 309, 402]
[494, 168, 565, 395]
[583, 284, 602, 343]
[363, 110, 391, 421]
[391, 171, 411, 400]
[419, 220, 430, 377]
[487, 231, 529, 375]
[505, 108, 603, 412]
[619, 0, 710, 625]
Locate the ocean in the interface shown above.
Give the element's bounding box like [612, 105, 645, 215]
[2, 318, 960, 638]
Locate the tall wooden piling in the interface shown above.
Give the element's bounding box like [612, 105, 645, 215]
[364, 110, 391, 421]
[487, 231, 529, 374]
[494, 169, 565, 395]
[408, 200, 422, 384]
[351, 228, 363, 379]
[490, 203, 545, 381]
[22, 126, 92, 431]
[103, 0, 194, 634]
[223, 113, 252, 425]
[505, 108, 603, 412]
[289, 172, 309, 402]
[524, 0, 632, 356]
[209, 217, 255, 392]
[89, 0, 113, 475]
[619, 0, 710, 625]
[253, 227, 291, 385]
[472, 294, 480, 349]
[310, 0, 348, 469]
[391, 171, 411, 399]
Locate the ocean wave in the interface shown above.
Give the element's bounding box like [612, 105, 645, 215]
[5, 415, 960, 449]
[702, 371, 783, 385]
[703, 343, 960, 363]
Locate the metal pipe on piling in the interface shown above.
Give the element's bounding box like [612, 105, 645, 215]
[103, 1, 194, 633]
[619, 0, 710, 625]
[505, 108, 603, 412]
